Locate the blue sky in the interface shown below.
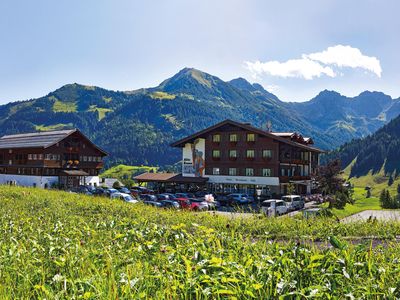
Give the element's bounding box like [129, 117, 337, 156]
[0, 0, 399, 103]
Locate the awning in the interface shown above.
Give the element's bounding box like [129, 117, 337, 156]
[134, 173, 208, 184]
[59, 169, 89, 176]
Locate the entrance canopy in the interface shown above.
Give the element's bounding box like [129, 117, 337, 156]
[60, 169, 89, 176]
[134, 173, 208, 184]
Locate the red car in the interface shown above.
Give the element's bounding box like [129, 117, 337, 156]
[188, 198, 209, 211]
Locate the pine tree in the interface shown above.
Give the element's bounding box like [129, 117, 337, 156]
[388, 175, 394, 186]
[380, 189, 387, 208]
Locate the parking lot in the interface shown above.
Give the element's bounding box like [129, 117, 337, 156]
[69, 185, 317, 217]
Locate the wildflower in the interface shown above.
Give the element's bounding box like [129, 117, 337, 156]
[52, 274, 64, 283]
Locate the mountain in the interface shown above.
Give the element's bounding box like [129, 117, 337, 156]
[288, 90, 400, 142]
[329, 114, 400, 178]
[0, 67, 399, 167]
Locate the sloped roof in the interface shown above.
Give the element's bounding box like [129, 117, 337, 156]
[171, 119, 324, 153]
[134, 172, 208, 183]
[0, 130, 76, 149]
[0, 129, 108, 155]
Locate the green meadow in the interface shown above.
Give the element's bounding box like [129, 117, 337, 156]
[1, 186, 400, 298]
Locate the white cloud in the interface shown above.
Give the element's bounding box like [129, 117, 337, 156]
[245, 45, 382, 80]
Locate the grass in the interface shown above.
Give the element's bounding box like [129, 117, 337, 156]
[35, 123, 73, 131]
[2, 186, 400, 298]
[324, 188, 381, 219]
[88, 105, 114, 120]
[53, 99, 77, 113]
[161, 114, 184, 129]
[100, 164, 158, 183]
[150, 91, 176, 100]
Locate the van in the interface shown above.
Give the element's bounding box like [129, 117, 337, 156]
[282, 195, 305, 211]
[261, 199, 288, 216]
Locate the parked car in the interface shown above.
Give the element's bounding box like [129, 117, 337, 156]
[160, 200, 180, 209]
[92, 188, 107, 197]
[216, 195, 234, 206]
[140, 194, 158, 202]
[174, 198, 191, 209]
[261, 199, 288, 216]
[118, 187, 131, 194]
[144, 200, 163, 208]
[227, 193, 252, 205]
[111, 192, 138, 204]
[105, 188, 119, 196]
[131, 186, 154, 194]
[70, 186, 93, 195]
[188, 198, 209, 211]
[175, 193, 195, 199]
[156, 194, 170, 201]
[282, 195, 305, 211]
[194, 191, 209, 198]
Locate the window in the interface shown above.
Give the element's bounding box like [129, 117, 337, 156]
[88, 156, 93, 162]
[247, 133, 255, 142]
[212, 168, 220, 175]
[262, 168, 272, 177]
[83, 156, 88, 162]
[38, 154, 43, 160]
[28, 154, 33, 160]
[229, 150, 238, 158]
[8, 160, 12, 165]
[262, 149, 272, 158]
[245, 168, 254, 176]
[229, 168, 237, 176]
[32, 154, 37, 160]
[212, 134, 221, 143]
[229, 134, 238, 142]
[246, 150, 255, 158]
[212, 150, 220, 158]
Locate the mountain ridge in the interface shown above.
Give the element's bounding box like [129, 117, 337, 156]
[0, 67, 399, 167]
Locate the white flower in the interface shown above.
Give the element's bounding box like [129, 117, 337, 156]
[52, 274, 64, 282]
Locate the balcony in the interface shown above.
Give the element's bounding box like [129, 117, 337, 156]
[280, 158, 309, 165]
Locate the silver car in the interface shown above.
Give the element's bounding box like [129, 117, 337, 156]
[282, 195, 305, 211]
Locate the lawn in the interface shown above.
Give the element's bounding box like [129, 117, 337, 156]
[325, 187, 382, 219]
[2, 186, 400, 298]
[100, 164, 158, 186]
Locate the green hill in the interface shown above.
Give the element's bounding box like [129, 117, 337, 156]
[329, 114, 400, 195]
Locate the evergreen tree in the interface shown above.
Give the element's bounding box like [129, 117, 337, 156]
[388, 175, 394, 186]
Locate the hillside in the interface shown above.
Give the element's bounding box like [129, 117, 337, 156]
[330, 115, 400, 188]
[0, 67, 399, 167]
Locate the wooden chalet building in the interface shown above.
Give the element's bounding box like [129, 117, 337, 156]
[0, 129, 107, 189]
[168, 119, 324, 196]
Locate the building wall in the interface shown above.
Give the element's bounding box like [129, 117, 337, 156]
[204, 125, 280, 178]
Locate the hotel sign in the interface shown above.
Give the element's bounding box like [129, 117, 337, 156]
[206, 175, 279, 186]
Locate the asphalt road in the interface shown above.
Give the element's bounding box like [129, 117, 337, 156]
[210, 201, 317, 219]
[342, 210, 400, 223]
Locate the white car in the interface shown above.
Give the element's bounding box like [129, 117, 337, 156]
[261, 199, 288, 216]
[111, 192, 138, 204]
[282, 195, 305, 211]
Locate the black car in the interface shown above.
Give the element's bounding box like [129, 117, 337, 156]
[156, 194, 171, 201]
[118, 187, 131, 194]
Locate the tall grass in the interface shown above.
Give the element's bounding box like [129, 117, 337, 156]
[1, 186, 400, 298]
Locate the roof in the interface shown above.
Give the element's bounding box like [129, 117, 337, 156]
[171, 119, 324, 153]
[271, 132, 295, 137]
[134, 172, 209, 183]
[59, 169, 89, 176]
[0, 129, 108, 155]
[0, 130, 75, 149]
